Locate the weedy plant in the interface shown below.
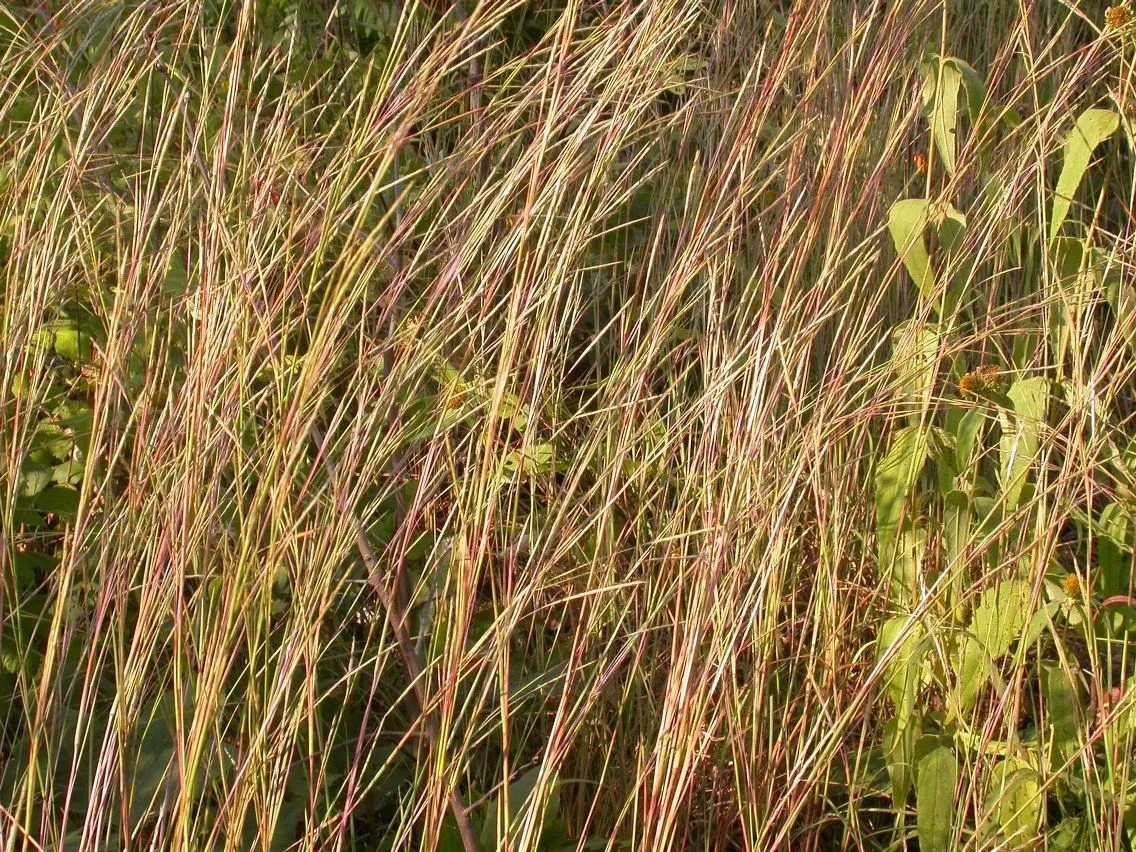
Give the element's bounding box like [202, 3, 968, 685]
[874, 37, 1136, 851]
[0, 0, 1135, 850]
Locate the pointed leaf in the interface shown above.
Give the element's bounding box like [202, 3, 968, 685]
[921, 56, 962, 174]
[970, 579, 1032, 659]
[891, 320, 940, 419]
[878, 616, 926, 724]
[999, 377, 1049, 510]
[917, 747, 958, 852]
[1041, 662, 1081, 762]
[889, 199, 935, 296]
[875, 426, 929, 569]
[948, 57, 987, 128]
[884, 714, 919, 806]
[1050, 108, 1119, 243]
[984, 762, 1043, 845]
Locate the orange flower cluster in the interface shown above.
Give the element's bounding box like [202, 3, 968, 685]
[1107, 4, 1134, 30]
[957, 364, 1003, 396]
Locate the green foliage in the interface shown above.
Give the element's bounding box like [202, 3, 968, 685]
[916, 746, 958, 852]
[871, 50, 1136, 848]
[1050, 108, 1120, 244]
[2, 1, 1135, 849]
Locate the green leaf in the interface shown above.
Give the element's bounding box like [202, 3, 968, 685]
[999, 377, 1048, 511]
[955, 636, 992, 713]
[1096, 502, 1132, 594]
[480, 767, 546, 849]
[884, 714, 919, 807]
[53, 322, 91, 361]
[878, 616, 926, 724]
[943, 491, 969, 611]
[971, 579, 1032, 659]
[1050, 108, 1119, 243]
[888, 199, 967, 306]
[875, 425, 929, 568]
[32, 422, 73, 460]
[1020, 600, 1062, 649]
[1048, 817, 1088, 851]
[1041, 662, 1081, 762]
[954, 580, 1032, 713]
[54, 400, 93, 428]
[916, 747, 958, 852]
[52, 459, 84, 486]
[953, 405, 985, 473]
[12, 551, 52, 591]
[1109, 265, 1136, 359]
[889, 524, 926, 605]
[983, 762, 1042, 845]
[19, 464, 52, 497]
[34, 486, 79, 517]
[437, 816, 466, 852]
[131, 693, 176, 826]
[889, 200, 936, 297]
[920, 56, 963, 175]
[949, 58, 987, 130]
[892, 321, 939, 420]
[0, 635, 20, 673]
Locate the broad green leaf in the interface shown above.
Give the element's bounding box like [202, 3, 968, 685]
[928, 425, 958, 493]
[878, 616, 926, 724]
[884, 714, 919, 806]
[1020, 600, 1062, 648]
[875, 425, 929, 568]
[32, 422, 73, 460]
[949, 58, 987, 130]
[916, 747, 958, 852]
[955, 636, 992, 713]
[953, 406, 985, 473]
[999, 377, 1049, 510]
[53, 324, 91, 361]
[34, 485, 79, 517]
[1109, 270, 1136, 359]
[13, 551, 53, 590]
[983, 762, 1043, 845]
[1048, 238, 1108, 367]
[889, 524, 926, 605]
[19, 465, 51, 497]
[1050, 108, 1119, 243]
[1041, 662, 1081, 762]
[971, 579, 1032, 659]
[1050, 237, 1103, 311]
[52, 459, 83, 486]
[891, 320, 939, 419]
[55, 401, 93, 434]
[921, 56, 962, 174]
[952, 730, 1017, 757]
[0, 635, 19, 673]
[943, 491, 969, 616]
[888, 199, 967, 305]
[1048, 817, 1088, 850]
[954, 580, 1032, 712]
[1095, 502, 1132, 594]
[889, 200, 935, 297]
[480, 766, 546, 849]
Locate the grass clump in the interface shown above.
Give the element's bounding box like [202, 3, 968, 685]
[1, 0, 1135, 849]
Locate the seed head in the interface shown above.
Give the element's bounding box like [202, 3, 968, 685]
[1063, 573, 1081, 596]
[1107, 4, 1134, 30]
[958, 364, 1004, 397]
